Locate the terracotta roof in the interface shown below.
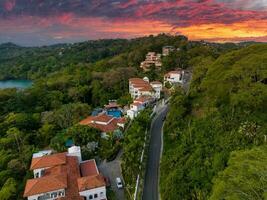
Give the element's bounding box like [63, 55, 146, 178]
[134, 96, 151, 103]
[79, 114, 113, 126]
[30, 152, 66, 170]
[24, 174, 67, 197]
[93, 114, 113, 123]
[105, 102, 120, 109]
[129, 78, 144, 83]
[79, 116, 94, 125]
[139, 85, 154, 91]
[88, 122, 118, 133]
[79, 113, 127, 133]
[80, 160, 99, 177]
[77, 174, 106, 192]
[150, 81, 162, 85]
[131, 102, 143, 107]
[25, 155, 84, 200]
[60, 156, 83, 200]
[115, 117, 127, 124]
[165, 70, 183, 77]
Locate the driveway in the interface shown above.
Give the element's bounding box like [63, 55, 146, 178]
[142, 105, 169, 200]
[98, 151, 125, 200]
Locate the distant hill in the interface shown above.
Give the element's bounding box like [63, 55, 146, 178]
[0, 34, 242, 80]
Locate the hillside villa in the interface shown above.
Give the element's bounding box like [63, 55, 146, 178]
[140, 52, 162, 71]
[164, 69, 185, 85]
[24, 146, 107, 200]
[129, 77, 162, 100]
[162, 46, 175, 56]
[128, 77, 162, 119]
[79, 113, 126, 138]
[127, 95, 154, 119]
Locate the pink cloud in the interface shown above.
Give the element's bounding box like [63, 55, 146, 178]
[4, 0, 15, 11]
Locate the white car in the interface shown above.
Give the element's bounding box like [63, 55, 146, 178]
[116, 177, 123, 189]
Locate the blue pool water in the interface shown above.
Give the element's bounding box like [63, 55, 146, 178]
[107, 110, 122, 118]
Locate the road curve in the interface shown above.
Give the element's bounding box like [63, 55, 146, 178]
[142, 105, 169, 200]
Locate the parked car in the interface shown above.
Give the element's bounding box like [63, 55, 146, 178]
[116, 177, 123, 189]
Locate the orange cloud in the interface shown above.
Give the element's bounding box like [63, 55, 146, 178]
[176, 20, 267, 41]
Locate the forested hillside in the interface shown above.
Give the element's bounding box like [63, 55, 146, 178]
[160, 44, 267, 199]
[0, 34, 262, 200]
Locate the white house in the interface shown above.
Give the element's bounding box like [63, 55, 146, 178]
[150, 81, 163, 99]
[140, 52, 162, 71]
[162, 46, 175, 56]
[129, 77, 162, 99]
[164, 70, 185, 85]
[127, 102, 145, 119]
[127, 96, 155, 119]
[78, 160, 106, 200]
[24, 147, 107, 200]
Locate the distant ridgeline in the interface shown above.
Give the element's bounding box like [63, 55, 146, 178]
[0, 34, 244, 81]
[160, 44, 267, 200]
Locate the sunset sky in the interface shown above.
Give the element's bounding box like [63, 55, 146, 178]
[0, 0, 267, 46]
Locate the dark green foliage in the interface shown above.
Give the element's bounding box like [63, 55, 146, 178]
[209, 145, 267, 200]
[122, 109, 152, 197]
[160, 44, 267, 200]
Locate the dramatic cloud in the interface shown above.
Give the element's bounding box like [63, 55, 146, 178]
[0, 0, 266, 45]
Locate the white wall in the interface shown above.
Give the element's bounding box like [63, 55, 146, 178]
[79, 186, 106, 200]
[27, 189, 65, 200]
[164, 73, 183, 84]
[127, 110, 136, 119]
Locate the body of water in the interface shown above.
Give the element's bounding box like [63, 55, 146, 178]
[0, 80, 33, 89]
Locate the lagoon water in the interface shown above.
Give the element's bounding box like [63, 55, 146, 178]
[0, 80, 33, 89]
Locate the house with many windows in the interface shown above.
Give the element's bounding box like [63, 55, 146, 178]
[24, 146, 107, 200]
[164, 69, 185, 85]
[128, 77, 162, 119]
[129, 77, 162, 99]
[140, 52, 162, 71]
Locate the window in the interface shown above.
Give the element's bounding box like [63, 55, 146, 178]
[94, 194, 98, 198]
[100, 192, 104, 197]
[89, 195, 93, 199]
[58, 191, 64, 197]
[51, 192, 57, 198]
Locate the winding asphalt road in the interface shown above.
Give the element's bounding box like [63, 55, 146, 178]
[142, 105, 169, 200]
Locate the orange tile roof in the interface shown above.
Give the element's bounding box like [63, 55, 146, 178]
[60, 156, 83, 200]
[164, 70, 183, 77]
[105, 102, 120, 109]
[77, 174, 106, 192]
[134, 96, 151, 103]
[24, 174, 67, 197]
[80, 160, 99, 177]
[131, 102, 143, 107]
[79, 116, 94, 125]
[129, 78, 144, 83]
[25, 155, 84, 200]
[115, 117, 127, 124]
[139, 85, 154, 91]
[80, 113, 126, 133]
[88, 122, 118, 133]
[150, 81, 162, 85]
[93, 114, 113, 123]
[30, 152, 67, 170]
